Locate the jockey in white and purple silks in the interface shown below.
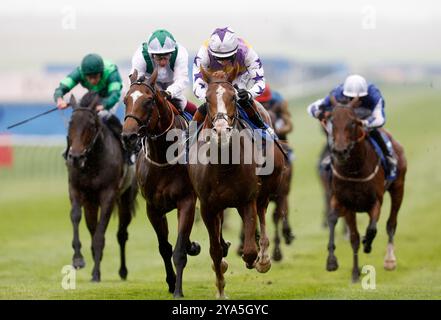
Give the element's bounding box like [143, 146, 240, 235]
[192, 27, 267, 128]
[307, 74, 398, 180]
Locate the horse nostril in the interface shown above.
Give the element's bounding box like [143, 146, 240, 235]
[123, 133, 137, 145]
[226, 127, 232, 133]
[212, 127, 217, 134]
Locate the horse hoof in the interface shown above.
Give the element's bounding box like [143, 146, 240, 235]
[272, 248, 283, 262]
[216, 293, 229, 300]
[72, 257, 85, 269]
[352, 269, 361, 283]
[384, 259, 397, 271]
[173, 292, 184, 299]
[188, 241, 201, 256]
[256, 259, 271, 273]
[91, 276, 100, 283]
[283, 230, 295, 245]
[119, 268, 128, 280]
[326, 256, 339, 271]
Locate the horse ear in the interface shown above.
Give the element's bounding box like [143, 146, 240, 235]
[227, 63, 240, 83]
[91, 94, 101, 111]
[129, 69, 138, 84]
[199, 65, 211, 83]
[149, 68, 158, 85]
[69, 95, 78, 109]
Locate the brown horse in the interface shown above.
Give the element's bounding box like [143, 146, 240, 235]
[66, 92, 138, 282]
[321, 96, 407, 282]
[122, 69, 200, 298]
[266, 107, 295, 261]
[188, 68, 286, 298]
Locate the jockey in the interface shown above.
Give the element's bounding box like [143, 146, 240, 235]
[130, 29, 197, 115]
[54, 53, 125, 159]
[307, 74, 397, 178]
[256, 84, 293, 141]
[192, 27, 267, 128]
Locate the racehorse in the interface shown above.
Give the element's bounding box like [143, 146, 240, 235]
[188, 67, 286, 298]
[321, 96, 407, 282]
[266, 107, 295, 261]
[122, 69, 200, 298]
[66, 92, 138, 282]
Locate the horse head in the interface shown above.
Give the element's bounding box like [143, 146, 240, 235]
[200, 64, 240, 146]
[122, 68, 168, 151]
[67, 92, 102, 168]
[321, 95, 366, 162]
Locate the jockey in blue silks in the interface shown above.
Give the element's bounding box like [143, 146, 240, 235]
[307, 74, 398, 180]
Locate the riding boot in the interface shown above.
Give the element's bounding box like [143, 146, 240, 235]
[370, 129, 397, 178]
[238, 98, 267, 129]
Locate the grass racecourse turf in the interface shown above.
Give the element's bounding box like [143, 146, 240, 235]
[1, 84, 440, 299]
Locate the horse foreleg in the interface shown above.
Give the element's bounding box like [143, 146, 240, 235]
[84, 201, 98, 261]
[70, 189, 85, 269]
[90, 191, 116, 282]
[116, 189, 134, 280]
[238, 201, 258, 269]
[219, 211, 231, 258]
[256, 200, 271, 273]
[384, 183, 404, 270]
[363, 200, 382, 254]
[173, 196, 197, 298]
[326, 197, 339, 271]
[147, 204, 176, 294]
[344, 210, 360, 282]
[201, 206, 228, 299]
[272, 201, 282, 262]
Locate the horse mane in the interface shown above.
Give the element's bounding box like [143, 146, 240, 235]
[80, 91, 101, 109]
[211, 70, 228, 81]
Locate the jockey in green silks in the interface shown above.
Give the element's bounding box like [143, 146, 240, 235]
[53, 53, 130, 162]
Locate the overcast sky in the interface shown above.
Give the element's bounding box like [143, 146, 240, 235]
[1, 0, 440, 70]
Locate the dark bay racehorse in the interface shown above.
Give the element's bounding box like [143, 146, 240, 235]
[66, 92, 138, 282]
[122, 69, 200, 298]
[321, 96, 406, 282]
[266, 108, 295, 261]
[188, 68, 286, 298]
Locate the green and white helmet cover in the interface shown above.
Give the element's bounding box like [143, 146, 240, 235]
[147, 29, 176, 54]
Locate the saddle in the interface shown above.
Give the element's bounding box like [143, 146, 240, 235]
[367, 131, 397, 182]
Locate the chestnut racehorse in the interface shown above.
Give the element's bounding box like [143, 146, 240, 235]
[188, 67, 286, 298]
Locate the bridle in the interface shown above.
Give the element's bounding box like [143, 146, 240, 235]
[206, 80, 239, 129]
[124, 81, 175, 141]
[69, 107, 102, 158]
[325, 107, 380, 182]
